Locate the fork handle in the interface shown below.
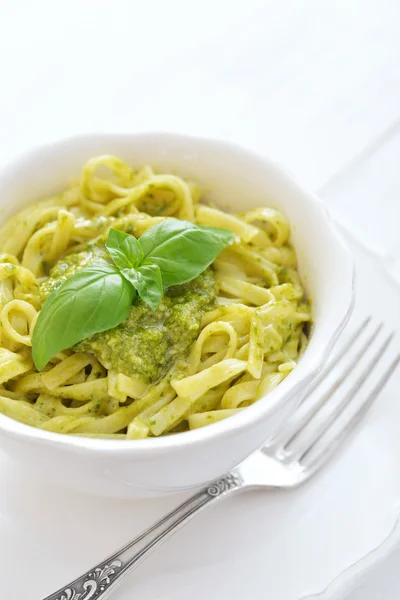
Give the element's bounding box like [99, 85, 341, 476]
[42, 471, 244, 600]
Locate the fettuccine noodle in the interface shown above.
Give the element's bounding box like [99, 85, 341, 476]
[0, 155, 311, 438]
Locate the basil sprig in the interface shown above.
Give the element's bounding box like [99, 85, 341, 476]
[32, 218, 234, 370]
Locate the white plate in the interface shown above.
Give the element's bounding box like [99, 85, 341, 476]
[1, 225, 400, 600]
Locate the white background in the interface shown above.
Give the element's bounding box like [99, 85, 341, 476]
[0, 0, 399, 597]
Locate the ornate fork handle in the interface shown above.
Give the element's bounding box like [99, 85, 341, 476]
[42, 472, 243, 600]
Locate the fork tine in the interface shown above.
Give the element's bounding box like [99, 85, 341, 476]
[279, 320, 383, 450]
[304, 352, 400, 475]
[297, 331, 396, 463]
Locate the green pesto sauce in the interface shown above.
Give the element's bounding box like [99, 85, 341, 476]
[40, 247, 218, 382]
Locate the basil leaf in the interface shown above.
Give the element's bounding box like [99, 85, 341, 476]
[32, 262, 134, 371]
[139, 218, 234, 288]
[106, 228, 143, 270]
[121, 263, 163, 311]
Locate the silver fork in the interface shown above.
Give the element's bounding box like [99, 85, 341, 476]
[42, 317, 400, 600]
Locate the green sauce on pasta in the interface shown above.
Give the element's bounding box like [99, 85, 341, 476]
[78, 270, 217, 381]
[41, 248, 217, 382]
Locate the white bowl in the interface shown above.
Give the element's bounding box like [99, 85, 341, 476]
[0, 133, 354, 498]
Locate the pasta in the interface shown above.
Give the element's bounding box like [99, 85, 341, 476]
[0, 155, 311, 439]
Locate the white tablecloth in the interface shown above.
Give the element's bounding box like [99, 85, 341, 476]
[1, 1, 399, 597]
